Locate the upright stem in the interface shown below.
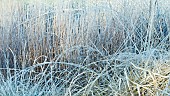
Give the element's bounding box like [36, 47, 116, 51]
[147, 0, 157, 50]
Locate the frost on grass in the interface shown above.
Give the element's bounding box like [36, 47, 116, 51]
[0, 0, 170, 96]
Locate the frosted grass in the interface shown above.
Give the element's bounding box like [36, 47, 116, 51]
[0, 0, 170, 95]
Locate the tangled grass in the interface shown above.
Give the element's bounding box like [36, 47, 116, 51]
[0, 0, 170, 96]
